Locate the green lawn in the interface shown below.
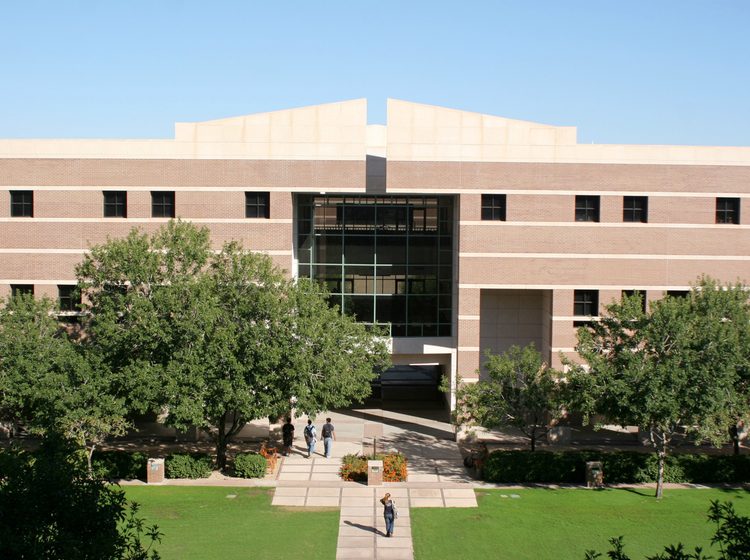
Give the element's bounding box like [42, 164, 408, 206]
[412, 488, 750, 560]
[124, 487, 339, 560]
[124, 487, 750, 560]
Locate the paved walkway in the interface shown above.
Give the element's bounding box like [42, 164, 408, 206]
[270, 404, 478, 560]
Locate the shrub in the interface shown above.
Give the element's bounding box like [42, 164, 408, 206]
[340, 453, 408, 482]
[165, 453, 213, 479]
[482, 450, 750, 484]
[233, 453, 267, 478]
[92, 450, 148, 480]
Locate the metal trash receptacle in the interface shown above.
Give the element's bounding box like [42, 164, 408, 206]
[367, 460, 384, 486]
[147, 458, 165, 484]
[586, 461, 603, 488]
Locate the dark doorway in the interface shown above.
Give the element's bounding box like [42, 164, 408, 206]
[370, 364, 443, 402]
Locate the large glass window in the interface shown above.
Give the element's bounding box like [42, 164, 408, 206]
[297, 195, 454, 337]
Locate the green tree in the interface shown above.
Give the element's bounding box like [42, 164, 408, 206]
[0, 438, 161, 560]
[0, 294, 128, 471]
[584, 500, 750, 560]
[77, 221, 390, 469]
[569, 279, 749, 499]
[454, 343, 566, 451]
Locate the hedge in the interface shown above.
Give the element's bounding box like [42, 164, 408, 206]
[482, 450, 750, 484]
[165, 453, 213, 479]
[92, 450, 148, 480]
[233, 453, 267, 478]
[340, 452, 408, 482]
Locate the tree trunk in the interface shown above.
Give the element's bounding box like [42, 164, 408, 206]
[656, 447, 666, 500]
[86, 444, 95, 476]
[216, 414, 228, 471]
[729, 424, 740, 455]
[530, 431, 536, 452]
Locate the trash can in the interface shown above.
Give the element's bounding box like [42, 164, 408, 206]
[147, 458, 165, 484]
[367, 460, 384, 486]
[585, 461, 603, 488]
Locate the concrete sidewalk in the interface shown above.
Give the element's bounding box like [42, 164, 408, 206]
[271, 422, 478, 560]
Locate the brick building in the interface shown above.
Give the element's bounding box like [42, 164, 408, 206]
[2, 99, 749, 406]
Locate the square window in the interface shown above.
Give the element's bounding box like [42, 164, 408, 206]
[151, 191, 175, 218]
[666, 290, 689, 298]
[716, 197, 740, 224]
[10, 190, 33, 217]
[575, 195, 600, 222]
[11, 284, 34, 298]
[574, 289, 599, 316]
[245, 192, 270, 219]
[103, 191, 127, 218]
[621, 289, 647, 312]
[58, 285, 80, 312]
[481, 194, 506, 221]
[623, 196, 648, 223]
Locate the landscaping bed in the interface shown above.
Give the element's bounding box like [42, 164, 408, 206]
[482, 449, 750, 484]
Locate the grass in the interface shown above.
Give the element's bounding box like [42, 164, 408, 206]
[123, 486, 339, 560]
[124, 486, 750, 560]
[411, 488, 750, 560]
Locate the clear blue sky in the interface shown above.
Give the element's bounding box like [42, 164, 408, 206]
[1, 1, 748, 145]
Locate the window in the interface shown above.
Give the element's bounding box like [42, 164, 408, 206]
[623, 196, 648, 223]
[716, 197, 740, 224]
[481, 194, 506, 221]
[103, 191, 127, 218]
[575, 195, 600, 222]
[622, 289, 647, 312]
[245, 192, 270, 219]
[11, 284, 34, 297]
[151, 191, 175, 218]
[666, 290, 689, 298]
[574, 290, 599, 316]
[58, 285, 80, 312]
[10, 190, 33, 217]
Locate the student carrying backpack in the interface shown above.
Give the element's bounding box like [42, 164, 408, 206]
[303, 419, 317, 458]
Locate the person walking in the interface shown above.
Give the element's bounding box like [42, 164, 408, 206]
[380, 492, 398, 537]
[281, 417, 295, 456]
[303, 419, 317, 458]
[321, 417, 336, 458]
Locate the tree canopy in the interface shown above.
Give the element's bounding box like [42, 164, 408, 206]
[0, 294, 127, 470]
[76, 220, 390, 468]
[568, 279, 750, 498]
[454, 343, 566, 451]
[0, 438, 161, 560]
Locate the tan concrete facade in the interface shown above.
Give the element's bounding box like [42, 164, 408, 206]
[2, 99, 750, 395]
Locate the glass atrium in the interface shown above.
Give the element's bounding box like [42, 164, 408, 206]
[296, 195, 454, 337]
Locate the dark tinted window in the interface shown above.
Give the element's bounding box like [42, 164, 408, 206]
[245, 192, 270, 218]
[575, 195, 600, 222]
[481, 194, 506, 221]
[103, 191, 127, 218]
[151, 192, 175, 218]
[623, 196, 648, 223]
[10, 191, 33, 217]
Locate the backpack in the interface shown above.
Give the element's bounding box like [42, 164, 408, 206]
[322, 424, 332, 438]
[304, 425, 314, 440]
